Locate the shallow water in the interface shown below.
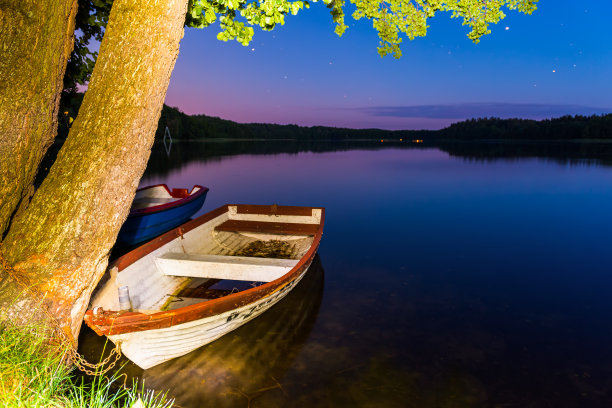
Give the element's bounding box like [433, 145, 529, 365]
[81, 141, 612, 407]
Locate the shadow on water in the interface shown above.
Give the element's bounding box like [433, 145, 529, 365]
[78, 254, 326, 407]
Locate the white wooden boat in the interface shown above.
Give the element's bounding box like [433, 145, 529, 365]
[84, 204, 324, 369]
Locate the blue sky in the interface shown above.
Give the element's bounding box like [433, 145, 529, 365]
[164, 1, 612, 130]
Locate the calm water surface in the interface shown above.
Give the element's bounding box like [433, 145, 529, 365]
[81, 142, 612, 407]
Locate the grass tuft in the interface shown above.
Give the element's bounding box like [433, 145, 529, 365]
[0, 318, 172, 408]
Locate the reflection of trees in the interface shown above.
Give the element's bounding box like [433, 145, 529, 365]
[78, 255, 325, 407]
[144, 138, 612, 180]
[143, 139, 427, 178]
[46, 138, 612, 186]
[436, 140, 612, 166]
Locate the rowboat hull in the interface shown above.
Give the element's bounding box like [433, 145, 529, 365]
[109, 259, 312, 369]
[138, 256, 324, 405]
[85, 204, 324, 369]
[117, 184, 208, 246]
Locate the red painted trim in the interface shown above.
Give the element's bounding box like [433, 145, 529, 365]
[129, 185, 209, 216]
[235, 204, 314, 217]
[84, 204, 324, 336]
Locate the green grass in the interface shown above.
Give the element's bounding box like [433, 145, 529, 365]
[0, 321, 172, 408]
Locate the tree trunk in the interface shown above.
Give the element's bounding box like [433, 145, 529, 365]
[1, 0, 189, 344]
[0, 1, 78, 236]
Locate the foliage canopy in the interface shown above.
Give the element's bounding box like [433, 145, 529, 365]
[186, 0, 538, 57]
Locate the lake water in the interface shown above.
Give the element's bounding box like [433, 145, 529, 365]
[80, 140, 612, 407]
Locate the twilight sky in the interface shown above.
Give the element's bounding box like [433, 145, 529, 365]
[164, 0, 612, 130]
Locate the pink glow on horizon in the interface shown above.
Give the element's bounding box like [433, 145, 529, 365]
[141, 148, 450, 193]
[164, 92, 453, 130]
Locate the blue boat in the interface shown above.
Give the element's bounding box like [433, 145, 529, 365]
[117, 184, 209, 246]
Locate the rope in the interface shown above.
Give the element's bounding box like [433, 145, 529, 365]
[0, 242, 122, 376]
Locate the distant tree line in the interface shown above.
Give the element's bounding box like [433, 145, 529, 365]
[154, 105, 430, 141]
[155, 105, 612, 141]
[60, 95, 611, 142]
[437, 115, 612, 140]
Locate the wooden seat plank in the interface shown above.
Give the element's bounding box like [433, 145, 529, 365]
[155, 253, 299, 282]
[215, 220, 319, 236]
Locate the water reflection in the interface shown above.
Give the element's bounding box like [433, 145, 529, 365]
[143, 139, 612, 179]
[37, 139, 612, 187]
[436, 140, 612, 166]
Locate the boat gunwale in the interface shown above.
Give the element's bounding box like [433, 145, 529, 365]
[129, 184, 209, 216]
[84, 204, 325, 336]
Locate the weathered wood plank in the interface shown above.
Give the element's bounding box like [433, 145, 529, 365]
[155, 253, 299, 282]
[235, 204, 314, 216]
[215, 220, 319, 236]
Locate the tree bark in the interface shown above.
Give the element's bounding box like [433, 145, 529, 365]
[0, 1, 78, 236]
[1, 0, 189, 344]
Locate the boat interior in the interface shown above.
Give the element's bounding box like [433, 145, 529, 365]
[91, 206, 321, 314]
[159, 228, 314, 311]
[131, 185, 200, 210]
